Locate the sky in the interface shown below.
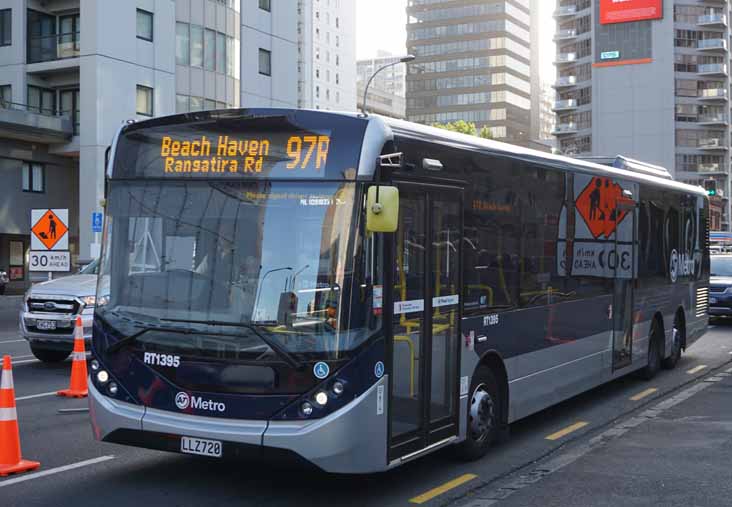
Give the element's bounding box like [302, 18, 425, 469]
[356, 1, 556, 83]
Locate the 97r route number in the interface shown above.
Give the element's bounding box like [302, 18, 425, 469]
[181, 436, 223, 458]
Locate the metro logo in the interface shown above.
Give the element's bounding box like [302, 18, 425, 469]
[600, 0, 663, 25]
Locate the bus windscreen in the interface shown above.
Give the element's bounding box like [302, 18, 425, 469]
[111, 111, 367, 180]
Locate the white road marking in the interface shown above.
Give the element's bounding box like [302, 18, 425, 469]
[13, 358, 40, 365]
[11, 354, 34, 360]
[0, 339, 25, 344]
[15, 391, 59, 401]
[0, 456, 115, 488]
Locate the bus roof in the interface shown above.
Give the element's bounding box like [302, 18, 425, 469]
[377, 115, 708, 198]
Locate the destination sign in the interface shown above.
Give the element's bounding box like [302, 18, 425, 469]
[159, 133, 331, 175]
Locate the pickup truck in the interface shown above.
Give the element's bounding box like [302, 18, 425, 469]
[20, 259, 98, 362]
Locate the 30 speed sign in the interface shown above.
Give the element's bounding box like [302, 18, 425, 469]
[29, 251, 70, 272]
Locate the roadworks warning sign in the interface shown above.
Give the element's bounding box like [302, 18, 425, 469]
[31, 209, 69, 251]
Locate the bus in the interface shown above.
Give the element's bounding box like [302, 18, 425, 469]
[89, 109, 709, 473]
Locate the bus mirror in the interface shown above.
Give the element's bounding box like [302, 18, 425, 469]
[367, 186, 399, 233]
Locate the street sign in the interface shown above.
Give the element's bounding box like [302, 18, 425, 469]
[31, 209, 69, 251]
[575, 177, 629, 239]
[92, 212, 103, 233]
[29, 251, 70, 272]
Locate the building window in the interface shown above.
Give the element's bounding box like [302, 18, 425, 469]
[59, 88, 80, 134]
[216, 32, 226, 73]
[204, 29, 216, 71]
[336, 35, 339, 47]
[190, 25, 203, 68]
[259, 48, 271, 76]
[0, 85, 10, 108]
[205, 99, 216, 110]
[136, 85, 153, 116]
[22, 163, 44, 193]
[176, 23, 189, 65]
[336, 73, 339, 84]
[176, 94, 189, 114]
[190, 96, 203, 111]
[136, 9, 153, 42]
[315, 68, 320, 78]
[259, 0, 271, 11]
[0, 9, 10, 47]
[336, 17, 339, 28]
[27, 85, 55, 116]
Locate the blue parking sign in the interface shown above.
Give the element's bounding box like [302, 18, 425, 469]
[92, 212, 103, 233]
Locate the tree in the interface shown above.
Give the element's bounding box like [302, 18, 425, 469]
[432, 120, 493, 140]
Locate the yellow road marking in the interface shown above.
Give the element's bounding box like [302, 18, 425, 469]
[630, 388, 657, 401]
[409, 474, 478, 504]
[687, 365, 708, 374]
[545, 421, 589, 441]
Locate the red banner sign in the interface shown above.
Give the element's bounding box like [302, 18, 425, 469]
[600, 0, 663, 25]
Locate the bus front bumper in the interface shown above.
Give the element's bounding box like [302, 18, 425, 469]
[89, 377, 389, 474]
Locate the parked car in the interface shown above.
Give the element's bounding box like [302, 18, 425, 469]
[0, 269, 8, 295]
[709, 254, 732, 322]
[20, 259, 98, 362]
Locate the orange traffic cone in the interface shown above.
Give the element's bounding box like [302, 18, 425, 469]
[0, 355, 41, 476]
[57, 317, 88, 398]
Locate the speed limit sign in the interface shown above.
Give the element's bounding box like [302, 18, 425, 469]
[29, 251, 70, 272]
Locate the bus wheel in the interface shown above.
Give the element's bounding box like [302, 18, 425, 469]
[662, 314, 684, 370]
[453, 366, 501, 461]
[640, 320, 662, 380]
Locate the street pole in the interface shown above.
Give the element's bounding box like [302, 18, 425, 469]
[361, 55, 416, 116]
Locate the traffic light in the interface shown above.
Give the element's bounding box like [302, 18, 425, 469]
[704, 179, 718, 197]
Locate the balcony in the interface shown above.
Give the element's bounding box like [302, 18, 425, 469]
[699, 88, 728, 101]
[27, 32, 80, 64]
[554, 29, 577, 41]
[553, 99, 578, 111]
[699, 138, 728, 150]
[553, 76, 577, 88]
[553, 5, 577, 18]
[552, 123, 578, 135]
[697, 38, 728, 52]
[697, 13, 727, 27]
[698, 162, 724, 173]
[0, 100, 73, 144]
[698, 113, 729, 125]
[697, 63, 728, 76]
[554, 53, 577, 65]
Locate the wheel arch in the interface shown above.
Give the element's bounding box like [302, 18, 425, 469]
[476, 350, 509, 427]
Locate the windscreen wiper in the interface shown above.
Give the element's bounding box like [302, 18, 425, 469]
[160, 318, 304, 370]
[106, 324, 195, 354]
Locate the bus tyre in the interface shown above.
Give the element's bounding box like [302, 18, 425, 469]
[454, 366, 501, 461]
[662, 315, 684, 370]
[640, 321, 662, 380]
[30, 345, 71, 363]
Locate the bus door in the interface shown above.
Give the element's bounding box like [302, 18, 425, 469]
[612, 184, 637, 370]
[388, 183, 463, 461]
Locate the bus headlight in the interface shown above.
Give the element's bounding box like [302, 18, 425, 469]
[300, 401, 314, 417]
[314, 391, 328, 407]
[96, 370, 109, 384]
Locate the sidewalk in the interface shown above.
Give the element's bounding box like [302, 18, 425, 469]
[460, 365, 732, 507]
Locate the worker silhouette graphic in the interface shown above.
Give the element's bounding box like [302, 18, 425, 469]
[48, 214, 57, 239]
[589, 179, 601, 220]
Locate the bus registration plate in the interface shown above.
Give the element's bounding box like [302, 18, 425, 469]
[181, 436, 223, 458]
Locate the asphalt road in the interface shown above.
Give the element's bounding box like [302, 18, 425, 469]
[1, 297, 731, 507]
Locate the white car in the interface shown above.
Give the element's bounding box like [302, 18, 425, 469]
[20, 260, 98, 362]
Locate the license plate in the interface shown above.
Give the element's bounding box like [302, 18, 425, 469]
[180, 436, 222, 458]
[36, 320, 57, 331]
[710, 297, 718, 304]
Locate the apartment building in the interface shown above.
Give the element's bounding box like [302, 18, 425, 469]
[357, 51, 407, 119]
[297, 0, 357, 111]
[405, 0, 533, 146]
[553, 0, 731, 228]
[0, 0, 245, 292]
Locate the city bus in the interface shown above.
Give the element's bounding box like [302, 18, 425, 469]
[89, 109, 710, 473]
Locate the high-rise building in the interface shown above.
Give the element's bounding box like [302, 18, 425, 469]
[553, 0, 731, 228]
[297, 0, 356, 111]
[0, 1, 307, 292]
[405, 0, 533, 145]
[357, 51, 407, 119]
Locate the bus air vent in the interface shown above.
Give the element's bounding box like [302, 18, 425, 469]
[696, 287, 709, 318]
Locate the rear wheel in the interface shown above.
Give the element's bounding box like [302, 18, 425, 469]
[662, 313, 684, 370]
[30, 345, 71, 363]
[640, 320, 662, 380]
[453, 366, 502, 461]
